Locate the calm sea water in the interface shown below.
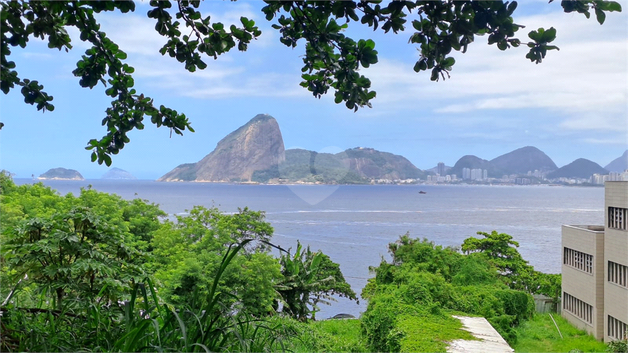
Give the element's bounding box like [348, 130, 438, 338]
[14, 179, 604, 318]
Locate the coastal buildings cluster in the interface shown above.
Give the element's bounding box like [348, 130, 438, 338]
[419, 162, 628, 186]
[591, 172, 628, 185]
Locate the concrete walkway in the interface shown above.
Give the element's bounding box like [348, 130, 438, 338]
[447, 316, 514, 353]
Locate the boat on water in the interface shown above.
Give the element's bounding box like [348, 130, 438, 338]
[419, 191, 427, 194]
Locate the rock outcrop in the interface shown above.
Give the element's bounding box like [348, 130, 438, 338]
[159, 114, 285, 182]
[39, 168, 84, 180]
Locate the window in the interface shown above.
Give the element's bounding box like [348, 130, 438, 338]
[563, 292, 593, 324]
[564, 247, 594, 273]
[608, 207, 628, 230]
[608, 261, 628, 288]
[608, 315, 627, 340]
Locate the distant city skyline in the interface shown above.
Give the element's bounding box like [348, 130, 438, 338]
[1, 1, 626, 179]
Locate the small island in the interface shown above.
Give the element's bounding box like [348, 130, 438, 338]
[101, 167, 136, 180]
[39, 167, 84, 180]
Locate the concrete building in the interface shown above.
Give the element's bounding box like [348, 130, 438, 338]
[462, 168, 471, 180]
[437, 162, 446, 176]
[604, 182, 628, 342]
[561, 181, 628, 342]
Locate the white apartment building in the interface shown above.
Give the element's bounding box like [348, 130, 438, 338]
[561, 181, 628, 342]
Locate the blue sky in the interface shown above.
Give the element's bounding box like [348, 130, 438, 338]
[1, 1, 627, 179]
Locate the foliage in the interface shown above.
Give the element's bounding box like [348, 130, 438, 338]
[513, 313, 608, 352]
[0, 177, 164, 309]
[3, 208, 145, 309]
[277, 241, 357, 321]
[462, 230, 529, 276]
[1, 241, 296, 353]
[462, 230, 561, 300]
[0, 177, 365, 352]
[396, 312, 477, 353]
[1, 1, 621, 162]
[361, 233, 539, 350]
[607, 337, 628, 353]
[149, 205, 282, 317]
[308, 319, 369, 353]
[269, 316, 369, 353]
[360, 291, 476, 353]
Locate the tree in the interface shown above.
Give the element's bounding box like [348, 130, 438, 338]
[276, 241, 357, 321]
[1, 1, 621, 164]
[149, 206, 282, 316]
[4, 208, 146, 309]
[462, 230, 537, 292]
[0, 176, 164, 309]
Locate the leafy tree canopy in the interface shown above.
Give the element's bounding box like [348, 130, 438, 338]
[0, 0, 621, 164]
[0, 175, 164, 310]
[149, 205, 282, 316]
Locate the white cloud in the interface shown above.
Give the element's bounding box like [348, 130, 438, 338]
[77, 7, 304, 101]
[55, 3, 628, 134]
[363, 9, 627, 134]
[581, 137, 628, 145]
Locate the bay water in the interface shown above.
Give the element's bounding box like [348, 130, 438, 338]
[15, 179, 604, 319]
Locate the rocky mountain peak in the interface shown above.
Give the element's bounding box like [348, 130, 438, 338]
[158, 114, 285, 182]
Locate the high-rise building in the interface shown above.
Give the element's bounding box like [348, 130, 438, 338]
[437, 162, 445, 176]
[561, 181, 628, 342]
[462, 168, 471, 180]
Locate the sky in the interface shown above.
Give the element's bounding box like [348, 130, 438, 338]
[1, 1, 627, 180]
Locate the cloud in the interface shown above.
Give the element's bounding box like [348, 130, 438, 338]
[52, 3, 628, 133]
[581, 137, 628, 145]
[559, 113, 628, 132]
[84, 5, 303, 101]
[362, 9, 627, 135]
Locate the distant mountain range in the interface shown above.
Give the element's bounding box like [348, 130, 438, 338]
[448, 146, 557, 178]
[159, 114, 627, 183]
[158, 115, 425, 183]
[252, 147, 426, 184]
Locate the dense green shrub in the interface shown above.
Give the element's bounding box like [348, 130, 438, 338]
[360, 293, 423, 352]
[361, 233, 543, 351]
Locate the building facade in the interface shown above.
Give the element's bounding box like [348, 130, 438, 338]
[561, 181, 628, 342]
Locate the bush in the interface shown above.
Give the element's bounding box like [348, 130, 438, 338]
[360, 293, 421, 352]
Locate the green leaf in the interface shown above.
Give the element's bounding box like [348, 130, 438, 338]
[595, 8, 606, 24]
[542, 27, 556, 42]
[607, 2, 622, 12]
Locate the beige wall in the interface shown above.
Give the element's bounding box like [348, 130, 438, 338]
[561, 225, 605, 339]
[604, 181, 628, 342]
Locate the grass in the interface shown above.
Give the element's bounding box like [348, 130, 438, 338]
[396, 311, 478, 353]
[300, 313, 475, 353]
[311, 319, 370, 352]
[513, 313, 608, 352]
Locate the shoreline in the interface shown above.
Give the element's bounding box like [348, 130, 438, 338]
[16, 178, 605, 188]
